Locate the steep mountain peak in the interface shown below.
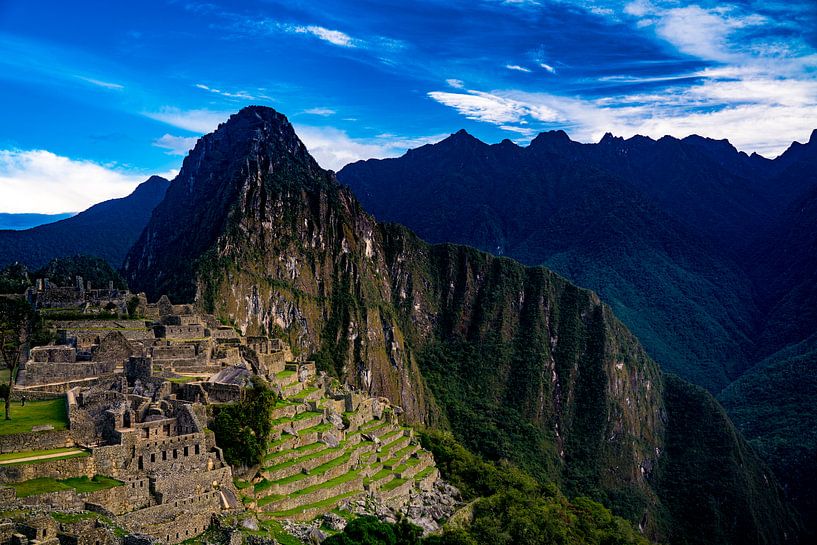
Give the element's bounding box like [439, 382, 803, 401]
[440, 128, 484, 147]
[809, 128, 817, 144]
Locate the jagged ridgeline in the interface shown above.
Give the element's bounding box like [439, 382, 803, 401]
[124, 106, 799, 544]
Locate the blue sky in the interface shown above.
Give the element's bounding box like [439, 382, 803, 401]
[1, 0, 816, 213]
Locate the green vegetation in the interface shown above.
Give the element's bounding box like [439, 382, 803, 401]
[34, 255, 128, 291]
[211, 379, 277, 467]
[326, 432, 649, 545]
[0, 263, 30, 294]
[10, 475, 122, 497]
[0, 447, 83, 462]
[0, 397, 68, 435]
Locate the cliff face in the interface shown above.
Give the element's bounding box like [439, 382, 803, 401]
[124, 106, 798, 544]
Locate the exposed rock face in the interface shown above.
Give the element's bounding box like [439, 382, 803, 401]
[124, 106, 799, 544]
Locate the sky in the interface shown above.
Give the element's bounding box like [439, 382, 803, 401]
[1, 0, 816, 214]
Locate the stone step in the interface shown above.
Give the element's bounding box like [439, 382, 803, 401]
[397, 453, 433, 480]
[258, 448, 359, 499]
[262, 490, 365, 522]
[289, 386, 322, 403]
[263, 441, 326, 466]
[384, 444, 419, 469]
[281, 380, 305, 398]
[378, 434, 412, 461]
[274, 369, 299, 387]
[261, 470, 363, 513]
[270, 411, 324, 437]
[262, 442, 351, 482]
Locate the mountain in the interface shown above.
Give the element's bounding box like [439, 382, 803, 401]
[338, 132, 758, 391]
[0, 175, 169, 270]
[0, 212, 74, 230]
[124, 106, 799, 544]
[338, 127, 817, 538]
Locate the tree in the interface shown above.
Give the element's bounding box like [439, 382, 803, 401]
[0, 297, 34, 420]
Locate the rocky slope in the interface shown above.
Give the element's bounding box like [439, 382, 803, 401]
[0, 175, 169, 269]
[124, 106, 799, 544]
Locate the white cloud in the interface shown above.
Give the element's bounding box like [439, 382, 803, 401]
[294, 25, 355, 47]
[144, 107, 230, 134]
[303, 107, 336, 116]
[446, 78, 465, 89]
[153, 134, 199, 156]
[0, 150, 154, 214]
[427, 90, 561, 124]
[76, 76, 124, 90]
[294, 125, 447, 171]
[505, 64, 531, 73]
[539, 63, 556, 74]
[194, 83, 259, 100]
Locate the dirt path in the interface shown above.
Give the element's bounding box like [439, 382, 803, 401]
[0, 449, 85, 465]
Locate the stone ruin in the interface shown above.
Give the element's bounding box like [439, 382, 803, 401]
[0, 289, 451, 545]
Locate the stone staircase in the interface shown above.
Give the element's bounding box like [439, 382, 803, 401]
[235, 363, 439, 521]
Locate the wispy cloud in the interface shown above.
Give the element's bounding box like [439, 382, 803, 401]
[293, 25, 355, 47]
[505, 64, 531, 73]
[303, 107, 336, 116]
[428, 90, 560, 124]
[539, 63, 556, 74]
[76, 76, 124, 90]
[194, 83, 263, 100]
[143, 107, 230, 134]
[0, 150, 151, 214]
[446, 78, 465, 89]
[153, 134, 199, 156]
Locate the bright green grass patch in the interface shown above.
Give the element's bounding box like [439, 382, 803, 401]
[268, 435, 295, 449]
[51, 511, 98, 524]
[259, 520, 302, 545]
[268, 490, 361, 518]
[382, 477, 408, 492]
[10, 478, 72, 497]
[265, 441, 323, 462]
[414, 466, 435, 480]
[290, 387, 319, 401]
[233, 479, 252, 490]
[288, 470, 360, 500]
[61, 475, 123, 493]
[0, 398, 68, 435]
[3, 451, 89, 466]
[300, 422, 333, 435]
[10, 475, 122, 498]
[0, 447, 79, 462]
[276, 370, 296, 380]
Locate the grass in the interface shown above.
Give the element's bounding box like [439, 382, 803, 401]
[382, 477, 408, 492]
[61, 475, 123, 493]
[276, 370, 296, 380]
[268, 490, 361, 518]
[265, 441, 323, 462]
[9, 475, 123, 497]
[415, 466, 435, 480]
[0, 447, 79, 462]
[51, 511, 98, 524]
[300, 422, 333, 435]
[291, 387, 319, 401]
[0, 398, 68, 435]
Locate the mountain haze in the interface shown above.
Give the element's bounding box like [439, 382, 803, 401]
[124, 106, 799, 545]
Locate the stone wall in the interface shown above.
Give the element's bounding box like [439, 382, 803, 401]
[84, 477, 152, 516]
[30, 346, 76, 363]
[20, 361, 116, 386]
[151, 466, 232, 503]
[0, 455, 94, 482]
[151, 345, 195, 360]
[0, 429, 73, 454]
[119, 491, 222, 544]
[163, 325, 206, 340]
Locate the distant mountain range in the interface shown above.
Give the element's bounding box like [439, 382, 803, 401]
[0, 212, 75, 230]
[338, 127, 817, 535]
[0, 175, 169, 270]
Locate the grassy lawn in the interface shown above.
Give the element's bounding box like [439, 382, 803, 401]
[0, 447, 81, 462]
[10, 475, 123, 498]
[0, 398, 68, 435]
[61, 475, 123, 493]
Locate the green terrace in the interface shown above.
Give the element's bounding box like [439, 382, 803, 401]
[6, 475, 123, 498]
[0, 447, 89, 466]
